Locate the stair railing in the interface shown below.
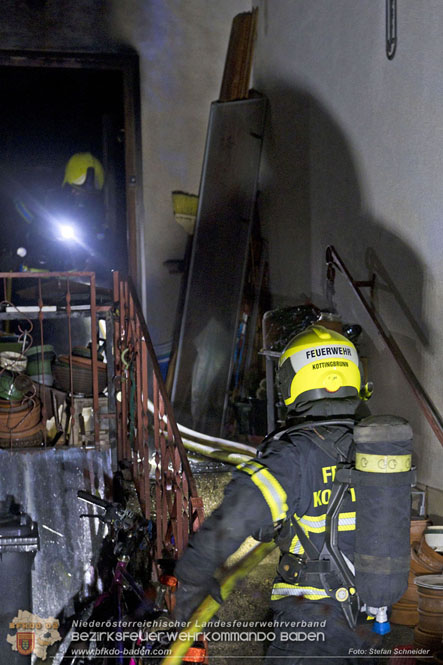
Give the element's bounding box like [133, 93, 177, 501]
[326, 245, 443, 447]
[113, 272, 203, 558]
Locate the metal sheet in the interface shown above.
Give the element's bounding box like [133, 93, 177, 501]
[0, 447, 112, 619]
[172, 95, 266, 436]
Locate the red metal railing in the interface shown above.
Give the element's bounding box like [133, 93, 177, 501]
[0, 270, 203, 557]
[113, 272, 203, 558]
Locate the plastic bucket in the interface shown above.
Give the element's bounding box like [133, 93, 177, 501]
[29, 374, 54, 387]
[25, 345, 55, 377]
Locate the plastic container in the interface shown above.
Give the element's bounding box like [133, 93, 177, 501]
[424, 526, 443, 552]
[25, 345, 55, 378]
[0, 372, 24, 401]
[0, 342, 22, 354]
[155, 342, 172, 382]
[29, 374, 54, 387]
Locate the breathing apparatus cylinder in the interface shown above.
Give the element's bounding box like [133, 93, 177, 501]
[353, 415, 413, 608]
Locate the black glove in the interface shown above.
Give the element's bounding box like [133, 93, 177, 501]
[174, 581, 210, 624]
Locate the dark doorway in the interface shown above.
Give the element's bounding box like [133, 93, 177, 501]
[0, 65, 127, 284]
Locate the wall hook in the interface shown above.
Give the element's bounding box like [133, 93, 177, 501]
[386, 0, 397, 60]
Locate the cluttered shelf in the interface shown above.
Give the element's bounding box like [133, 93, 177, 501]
[0, 271, 115, 450]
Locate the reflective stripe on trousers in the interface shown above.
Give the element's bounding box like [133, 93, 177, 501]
[271, 582, 330, 601]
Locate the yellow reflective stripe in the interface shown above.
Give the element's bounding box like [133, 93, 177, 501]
[300, 511, 356, 522]
[237, 460, 262, 475]
[272, 594, 326, 600]
[299, 516, 325, 533]
[237, 462, 288, 522]
[355, 453, 411, 473]
[300, 513, 325, 523]
[289, 509, 356, 555]
[296, 512, 356, 534]
[338, 511, 356, 531]
[289, 537, 303, 554]
[289, 513, 305, 555]
[271, 583, 330, 601]
[250, 469, 288, 521]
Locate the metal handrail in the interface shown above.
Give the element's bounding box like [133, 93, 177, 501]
[326, 245, 443, 447]
[113, 272, 204, 558]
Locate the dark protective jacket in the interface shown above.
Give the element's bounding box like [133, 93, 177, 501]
[175, 403, 360, 617]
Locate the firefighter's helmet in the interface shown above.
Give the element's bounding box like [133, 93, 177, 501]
[62, 152, 105, 191]
[277, 324, 362, 408]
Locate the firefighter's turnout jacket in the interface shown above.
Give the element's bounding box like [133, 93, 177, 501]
[175, 416, 357, 618]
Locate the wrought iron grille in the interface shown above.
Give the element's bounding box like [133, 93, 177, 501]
[113, 272, 203, 558]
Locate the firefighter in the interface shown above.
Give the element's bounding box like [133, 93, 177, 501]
[61, 152, 107, 269]
[2, 152, 108, 274]
[174, 324, 381, 664]
[62, 151, 105, 192]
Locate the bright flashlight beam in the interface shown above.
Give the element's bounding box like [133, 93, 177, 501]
[59, 224, 76, 240]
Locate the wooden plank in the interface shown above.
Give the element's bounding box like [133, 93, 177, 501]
[219, 9, 258, 102]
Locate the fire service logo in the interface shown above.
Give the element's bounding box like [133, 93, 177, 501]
[7, 610, 61, 661]
[16, 632, 35, 655]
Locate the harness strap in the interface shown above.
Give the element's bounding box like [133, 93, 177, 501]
[336, 467, 416, 486]
[261, 418, 360, 628]
[290, 514, 321, 560]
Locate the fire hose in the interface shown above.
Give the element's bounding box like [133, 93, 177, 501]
[147, 399, 257, 465]
[159, 540, 277, 665]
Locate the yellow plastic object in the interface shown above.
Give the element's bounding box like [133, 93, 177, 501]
[171, 191, 199, 216]
[171, 191, 199, 235]
[62, 152, 105, 190]
[160, 540, 277, 665]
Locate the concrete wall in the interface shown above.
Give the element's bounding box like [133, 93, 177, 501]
[112, 0, 251, 348]
[253, 0, 443, 510]
[0, 0, 115, 50]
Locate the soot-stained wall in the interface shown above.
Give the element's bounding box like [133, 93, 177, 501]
[253, 0, 443, 508]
